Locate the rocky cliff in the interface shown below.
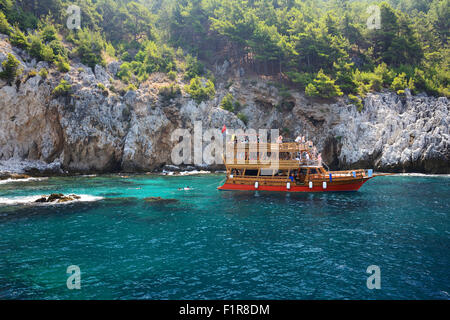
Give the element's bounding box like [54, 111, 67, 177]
[0, 37, 449, 175]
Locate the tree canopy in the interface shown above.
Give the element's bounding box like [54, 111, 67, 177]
[0, 0, 448, 98]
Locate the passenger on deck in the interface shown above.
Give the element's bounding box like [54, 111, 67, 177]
[276, 135, 283, 144]
[232, 134, 237, 144]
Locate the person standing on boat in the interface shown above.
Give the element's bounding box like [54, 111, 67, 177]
[318, 153, 322, 166]
[277, 135, 283, 144]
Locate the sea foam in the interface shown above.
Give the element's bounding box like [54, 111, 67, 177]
[0, 194, 104, 205]
[0, 177, 48, 185]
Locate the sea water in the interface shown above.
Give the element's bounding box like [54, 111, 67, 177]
[0, 174, 448, 299]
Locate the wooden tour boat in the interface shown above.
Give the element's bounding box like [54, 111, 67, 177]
[218, 138, 384, 193]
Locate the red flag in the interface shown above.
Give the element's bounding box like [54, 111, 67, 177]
[221, 125, 227, 134]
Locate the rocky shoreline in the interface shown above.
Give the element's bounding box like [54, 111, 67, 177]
[34, 193, 81, 203]
[1, 37, 449, 175]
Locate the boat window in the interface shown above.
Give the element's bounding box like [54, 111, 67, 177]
[244, 170, 259, 176]
[260, 169, 274, 176]
[310, 169, 318, 175]
[299, 169, 307, 175]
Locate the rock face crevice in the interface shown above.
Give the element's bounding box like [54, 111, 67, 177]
[0, 40, 448, 174]
[331, 93, 449, 173]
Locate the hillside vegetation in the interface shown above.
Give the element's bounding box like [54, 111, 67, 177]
[0, 0, 448, 99]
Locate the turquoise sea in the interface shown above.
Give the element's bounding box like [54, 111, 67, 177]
[0, 174, 448, 300]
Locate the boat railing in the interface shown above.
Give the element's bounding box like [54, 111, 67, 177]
[226, 142, 313, 153]
[328, 169, 366, 177]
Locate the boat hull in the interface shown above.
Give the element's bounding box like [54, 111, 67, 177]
[218, 179, 371, 192]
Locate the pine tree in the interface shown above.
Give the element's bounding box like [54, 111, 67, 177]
[0, 53, 21, 85]
[306, 70, 343, 99]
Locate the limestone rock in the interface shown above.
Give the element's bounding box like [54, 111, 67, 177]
[34, 193, 81, 203]
[94, 64, 110, 86]
[0, 37, 448, 174]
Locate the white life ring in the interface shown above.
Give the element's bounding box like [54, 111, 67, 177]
[323, 182, 327, 189]
[309, 181, 313, 189]
[287, 182, 291, 190]
[255, 182, 259, 189]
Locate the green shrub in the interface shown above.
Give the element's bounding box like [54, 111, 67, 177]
[349, 94, 364, 111]
[305, 83, 319, 97]
[159, 83, 181, 102]
[28, 33, 57, 63]
[185, 76, 215, 103]
[40, 45, 54, 62]
[391, 73, 408, 94]
[118, 41, 177, 84]
[9, 26, 29, 50]
[287, 71, 314, 89]
[0, 11, 11, 35]
[374, 63, 396, 87]
[40, 23, 57, 43]
[49, 39, 67, 58]
[56, 56, 70, 73]
[105, 42, 116, 58]
[237, 112, 248, 125]
[175, 47, 184, 59]
[52, 80, 72, 97]
[353, 70, 383, 94]
[97, 82, 109, 95]
[117, 62, 133, 83]
[126, 83, 137, 91]
[28, 33, 43, 59]
[412, 68, 439, 96]
[39, 68, 48, 79]
[334, 62, 358, 94]
[0, 53, 21, 85]
[305, 70, 343, 99]
[184, 54, 204, 80]
[73, 29, 105, 69]
[121, 51, 131, 62]
[220, 93, 235, 112]
[168, 70, 177, 81]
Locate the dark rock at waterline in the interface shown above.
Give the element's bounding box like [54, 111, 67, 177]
[34, 197, 48, 203]
[34, 193, 81, 203]
[0, 173, 31, 180]
[101, 197, 139, 205]
[144, 197, 178, 204]
[47, 193, 64, 202]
